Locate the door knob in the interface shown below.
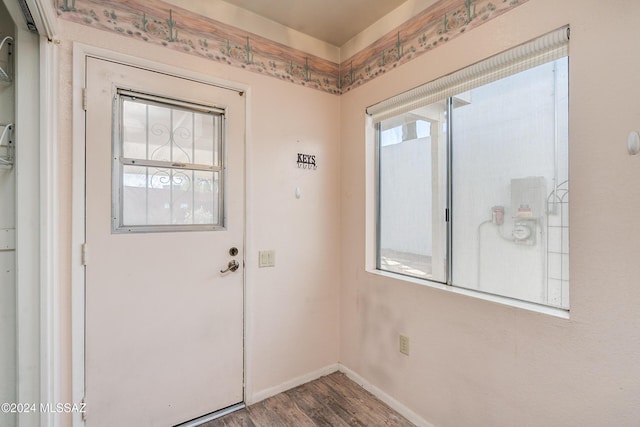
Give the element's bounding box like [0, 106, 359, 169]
[220, 260, 240, 273]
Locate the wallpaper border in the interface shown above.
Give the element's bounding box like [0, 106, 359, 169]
[56, 0, 529, 95]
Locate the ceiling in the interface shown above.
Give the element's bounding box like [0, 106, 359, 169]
[221, 0, 409, 46]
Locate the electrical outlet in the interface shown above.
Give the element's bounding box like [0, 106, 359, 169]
[399, 334, 410, 356]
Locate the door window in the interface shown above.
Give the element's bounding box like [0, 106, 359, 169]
[113, 90, 225, 232]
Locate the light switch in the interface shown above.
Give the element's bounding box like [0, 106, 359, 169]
[258, 250, 275, 268]
[399, 335, 410, 356]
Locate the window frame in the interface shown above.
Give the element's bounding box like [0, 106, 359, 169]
[368, 28, 570, 314]
[374, 100, 451, 285]
[112, 89, 227, 233]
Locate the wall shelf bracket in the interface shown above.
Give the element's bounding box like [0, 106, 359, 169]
[0, 123, 15, 169]
[0, 36, 13, 84]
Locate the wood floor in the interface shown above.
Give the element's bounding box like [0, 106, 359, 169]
[202, 372, 416, 427]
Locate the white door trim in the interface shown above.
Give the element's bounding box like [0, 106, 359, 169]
[27, 0, 59, 40]
[4, 2, 59, 426]
[71, 43, 251, 426]
[14, 26, 42, 427]
[40, 38, 60, 427]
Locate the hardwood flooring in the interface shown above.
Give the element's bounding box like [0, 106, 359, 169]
[202, 372, 416, 427]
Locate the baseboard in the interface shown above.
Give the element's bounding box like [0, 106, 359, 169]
[247, 363, 340, 405]
[338, 364, 434, 427]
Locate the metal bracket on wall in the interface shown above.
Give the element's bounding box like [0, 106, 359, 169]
[0, 36, 13, 83]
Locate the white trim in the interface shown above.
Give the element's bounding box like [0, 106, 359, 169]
[242, 86, 253, 405]
[338, 364, 434, 427]
[27, 0, 59, 39]
[70, 42, 86, 427]
[40, 38, 59, 427]
[14, 26, 42, 427]
[366, 269, 570, 319]
[247, 364, 340, 405]
[71, 43, 251, 426]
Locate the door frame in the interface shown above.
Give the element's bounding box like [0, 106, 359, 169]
[71, 43, 251, 426]
[2, 1, 58, 426]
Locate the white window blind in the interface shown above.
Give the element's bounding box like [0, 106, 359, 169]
[367, 26, 569, 123]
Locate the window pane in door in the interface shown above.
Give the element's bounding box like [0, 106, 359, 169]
[116, 93, 224, 232]
[122, 165, 219, 227]
[122, 98, 220, 167]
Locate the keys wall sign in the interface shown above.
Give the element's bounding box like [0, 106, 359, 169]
[297, 153, 317, 169]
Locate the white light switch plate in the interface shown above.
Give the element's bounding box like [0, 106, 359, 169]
[399, 335, 410, 356]
[258, 250, 275, 268]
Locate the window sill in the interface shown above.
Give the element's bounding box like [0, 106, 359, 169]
[366, 269, 570, 319]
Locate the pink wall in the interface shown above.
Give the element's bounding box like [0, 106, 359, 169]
[50, 0, 640, 425]
[246, 67, 342, 395]
[54, 20, 341, 420]
[339, 0, 640, 425]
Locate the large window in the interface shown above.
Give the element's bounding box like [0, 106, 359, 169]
[372, 28, 569, 309]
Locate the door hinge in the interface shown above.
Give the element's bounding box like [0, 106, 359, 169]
[445, 208, 450, 222]
[82, 87, 87, 111]
[81, 243, 88, 266]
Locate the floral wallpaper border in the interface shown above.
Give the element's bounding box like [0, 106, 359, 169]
[56, 0, 528, 95]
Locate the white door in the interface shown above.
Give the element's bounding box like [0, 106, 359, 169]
[84, 57, 245, 426]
